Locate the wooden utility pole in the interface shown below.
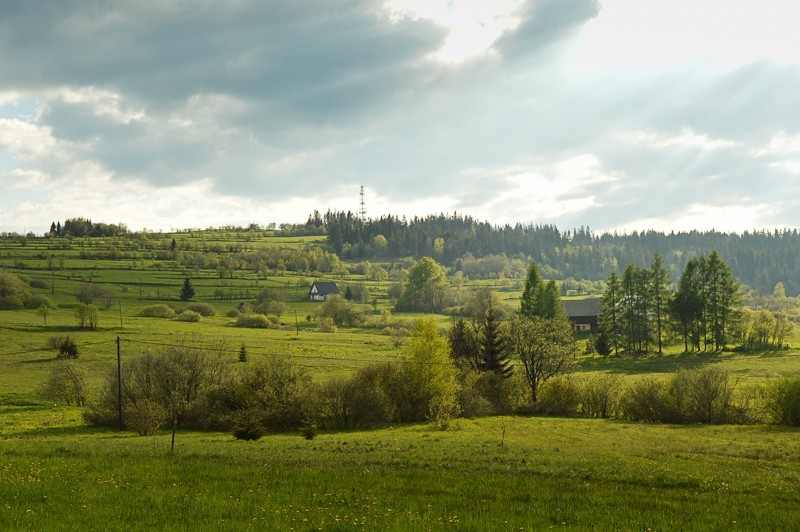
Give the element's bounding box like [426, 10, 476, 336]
[117, 337, 123, 431]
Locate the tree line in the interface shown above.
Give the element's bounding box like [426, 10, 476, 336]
[315, 210, 800, 295]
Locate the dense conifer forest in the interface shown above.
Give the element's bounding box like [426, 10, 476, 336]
[316, 210, 800, 295]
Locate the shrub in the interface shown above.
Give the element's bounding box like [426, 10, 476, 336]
[235, 314, 270, 328]
[39, 360, 86, 406]
[670, 368, 736, 424]
[231, 408, 266, 441]
[319, 317, 337, 333]
[618, 378, 675, 423]
[125, 399, 168, 436]
[26, 293, 56, 309]
[29, 278, 49, 289]
[47, 336, 67, 349]
[187, 302, 217, 316]
[57, 336, 79, 360]
[175, 310, 201, 322]
[227, 308, 241, 318]
[534, 376, 581, 416]
[308, 368, 394, 430]
[765, 376, 800, 426]
[300, 417, 317, 440]
[139, 305, 176, 319]
[236, 356, 311, 432]
[0, 271, 30, 309]
[580, 374, 621, 418]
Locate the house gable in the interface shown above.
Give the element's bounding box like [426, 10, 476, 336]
[309, 281, 339, 302]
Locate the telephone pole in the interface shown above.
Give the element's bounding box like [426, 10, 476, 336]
[359, 185, 367, 222]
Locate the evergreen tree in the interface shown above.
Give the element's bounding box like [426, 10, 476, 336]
[520, 261, 543, 318]
[704, 251, 740, 350]
[537, 279, 567, 320]
[180, 278, 195, 301]
[671, 257, 704, 351]
[599, 271, 622, 355]
[621, 264, 650, 353]
[447, 317, 480, 370]
[650, 253, 672, 353]
[478, 304, 513, 378]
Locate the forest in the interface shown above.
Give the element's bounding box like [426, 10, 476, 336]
[315, 210, 800, 295]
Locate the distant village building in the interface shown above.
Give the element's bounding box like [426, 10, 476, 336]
[563, 297, 601, 333]
[309, 281, 339, 302]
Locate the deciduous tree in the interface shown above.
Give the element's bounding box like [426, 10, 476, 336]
[506, 314, 579, 403]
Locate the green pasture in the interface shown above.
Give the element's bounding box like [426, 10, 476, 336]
[3, 232, 800, 529]
[2, 408, 799, 530]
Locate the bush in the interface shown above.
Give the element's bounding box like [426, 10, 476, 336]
[227, 308, 241, 318]
[580, 374, 621, 418]
[26, 293, 56, 309]
[39, 360, 86, 406]
[29, 278, 49, 289]
[235, 314, 270, 328]
[0, 272, 30, 309]
[125, 399, 168, 436]
[307, 368, 394, 430]
[534, 376, 581, 416]
[618, 378, 675, 423]
[670, 368, 736, 424]
[231, 408, 266, 441]
[57, 336, 79, 360]
[175, 310, 201, 322]
[765, 376, 800, 426]
[319, 317, 337, 333]
[236, 356, 311, 432]
[139, 305, 176, 319]
[186, 302, 217, 316]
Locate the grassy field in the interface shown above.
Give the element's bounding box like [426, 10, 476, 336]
[2, 406, 800, 530]
[3, 232, 800, 529]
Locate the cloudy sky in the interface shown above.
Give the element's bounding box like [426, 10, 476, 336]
[1, 0, 799, 235]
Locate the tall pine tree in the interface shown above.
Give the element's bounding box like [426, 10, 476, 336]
[650, 253, 671, 354]
[520, 261, 543, 318]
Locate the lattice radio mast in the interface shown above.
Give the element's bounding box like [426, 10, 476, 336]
[359, 185, 367, 222]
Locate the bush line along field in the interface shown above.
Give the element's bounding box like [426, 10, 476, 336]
[2, 229, 800, 529]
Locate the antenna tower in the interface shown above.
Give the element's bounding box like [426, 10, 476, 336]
[359, 185, 367, 221]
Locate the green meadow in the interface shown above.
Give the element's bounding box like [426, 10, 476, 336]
[2, 231, 800, 529]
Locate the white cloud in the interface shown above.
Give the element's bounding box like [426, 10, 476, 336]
[384, 0, 524, 62]
[567, 0, 800, 75]
[623, 128, 737, 151]
[607, 202, 779, 234]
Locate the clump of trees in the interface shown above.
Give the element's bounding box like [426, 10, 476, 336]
[0, 272, 30, 310]
[599, 251, 749, 355]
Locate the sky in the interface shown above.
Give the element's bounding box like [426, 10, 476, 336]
[1, 0, 800, 235]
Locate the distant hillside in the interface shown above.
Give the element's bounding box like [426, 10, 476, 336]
[315, 211, 800, 296]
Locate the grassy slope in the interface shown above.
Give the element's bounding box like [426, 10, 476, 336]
[1, 408, 799, 530]
[3, 232, 800, 529]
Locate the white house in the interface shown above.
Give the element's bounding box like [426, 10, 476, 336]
[309, 281, 339, 302]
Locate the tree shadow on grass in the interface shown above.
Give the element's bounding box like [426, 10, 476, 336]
[2, 424, 117, 440]
[578, 350, 726, 375]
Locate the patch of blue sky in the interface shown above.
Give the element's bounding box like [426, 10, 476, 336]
[0, 100, 38, 121]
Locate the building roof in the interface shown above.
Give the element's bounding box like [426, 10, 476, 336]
[563, 297, 601, 318]
[310, 281, 339, 296]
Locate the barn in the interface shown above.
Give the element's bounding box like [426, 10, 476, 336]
[563, 297, 601, 333]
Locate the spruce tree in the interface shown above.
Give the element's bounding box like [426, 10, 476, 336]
[479, 305, 513, 378]
[180, 277, 195, 301]
[520, 261, 543, 318]
[650, 253, 671, 353]
[599, 271, 622, 355]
